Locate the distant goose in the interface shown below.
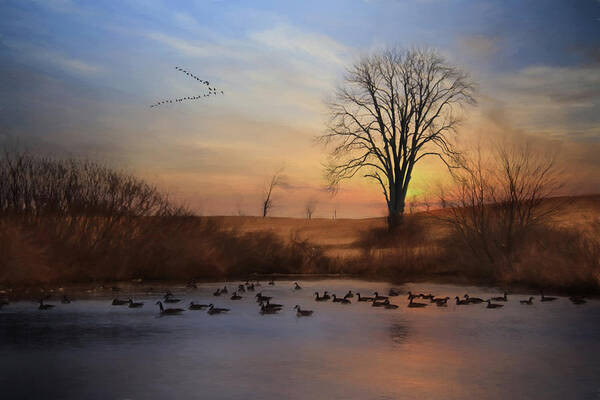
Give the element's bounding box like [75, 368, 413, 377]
[420, 294, 434, 301]
[260, 299, 283, 310]
[156, 301, 184, 315]
[128, 299, 144, 308]
[433, 297, 450, 306]
[520, 297, 534, 305]
[332, 294, 351, 304]
[294, 282, 302, 290]
[372, 299, 387, 307]
[540, 291, 557, 302]
[38, 299, 55, 310]
[455, 296, 469, 305]
[373, 292, 388, 301]
[238, 284, 246, 293]
[112, 298, 128, 306]
[322, 291, 331, 300]
[383, 300, 398, 309]
[259, 305, 279, 315]
[61, 295, 72, 304]
[255, 292, 272, 303]
[491, 292, 508, 302]
[486, 300, 504, 309]
[189, 302, 209, 310]
[207, 304, 229, 315]
[344, 290, 354, 299]
[221, 286, 228, 294]
[314, 292, 328, 302]
[186, 281, 198, 289]
[164, 293, 181, 303]
[213, 288, 222, 296]
[246, 284, 255, 292]
[356, 293, 373, 302]
[294, 305, 314, 316]
[230, 292, 242, 300]
[407, 291, 419, 301]
[408, 298, 428, 308]
[268, 280, 275, 285]
[388, 288, 400, 297]
[464, 294, 485, 304]
[569, 296, 586, 305]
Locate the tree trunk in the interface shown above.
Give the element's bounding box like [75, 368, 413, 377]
[387, 202, 405, 231]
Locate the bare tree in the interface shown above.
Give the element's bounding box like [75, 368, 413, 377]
[320, 47, 475, 229]
[261, 169, 286, 218]
[305, 199, 318, 219]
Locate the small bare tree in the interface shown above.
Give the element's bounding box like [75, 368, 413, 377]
[320, 47, 475, 230]
[261, 169, 286, 218]
[305, 199, 318, 219]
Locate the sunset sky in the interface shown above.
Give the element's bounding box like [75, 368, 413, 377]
[1, 0, 599, 217]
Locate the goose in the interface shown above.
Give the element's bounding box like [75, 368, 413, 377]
[455, 296, 469, 305]
[322, 291, 331, 300]
[128, 299, 144, 308]
[112, 298, 128, 306]
[344, 290, 354, 299]
[186, 281, 198, 289]
[373, 292, 388, 301]
[164, 293, 181, 303]
[207, 304, 229, 314]
[486, 300, 504, 309]
[246, 284, 255, 292]
[221, 286, 228, 294]
[260, 299, 283, 310]
[237, 284, 246, 293]
[407, 291, 419, 301]
[491, 292, 508, 302]
[464, 294, 485, 304]
[388, 288, 400, 297]
[156, 301, 184, 315]
[540, 291, 557, 302]
[520, 297, 534, 305]
[255, 292, 272, 303]
[189, 302, 209, 310]
[213, 288, 222, 296]
[356, 293, 373, 302]
[433, 297, 450, 306]
[268, 280, 275, 285]
[408, 298, 428, 308]
[38, 299, 55, 310]
[294, 282, 302, 290]
[383, 300, 399, 309]
[294, 305, 314, 316]
[332, 294, 351, 304]
[259, 305, 279, 315]
[230, 292, 242, 300]
[372, 299, 387, 307]
[420, 294, 434, 301]
[61, 295, 72, 304]
[569, 296, 586, 305]
[314, 292, 328, 302]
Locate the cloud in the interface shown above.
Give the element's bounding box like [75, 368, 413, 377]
[459, 34, 501, 60]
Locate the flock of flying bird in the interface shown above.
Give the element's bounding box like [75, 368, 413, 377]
[9, 281, 588, 316]
[149, 66, 224, 108]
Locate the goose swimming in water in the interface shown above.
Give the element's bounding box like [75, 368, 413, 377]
[156, 301, 184, 315]
[128, 299, 144, 308]
[388, 288, 400, 297]
[569, 296, 586, 305]
[356, 293, 373, 302]
[455, 296, 469, 305]
[38, 299, 55, 310]
[188, 302, 209, 310]
[259, 305, 279, 314]
[294, 282, 302, 290]
[255, 292, 272, 303]
[486, 300, 504, 309]
[207, 304, 229, 314]
[344, 290, 354, 299]
[491, 292, 508, 302]
[314, 292, 328, 302]
[164, 293, 181, 303]
[213, 288, 222, 296]
[373, 292, 388, 301]
[112, 298, 128, 306]
[407, 291, 419, 301]
[383, 299, 398, 309]
[294, 305, 314, 316]
[408, 298, 428, 308]
[372, 299, 387, 307]
[237, 284, 246, 293]
[433, 297, 450, 306]
[420, 294, 434, 301]
[520, 297, 534, 305]
[230, 292, 242, 300]
[540, 291, 557, 302]
[260, 299, 283, 310]
[221, 286, 228, 294]
[61, 295, 72, 304]
[464, 294, 485, 304]
[332, 294, 351, 304]
[268, 280, 275, 285]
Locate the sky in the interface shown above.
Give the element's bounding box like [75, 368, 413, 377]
[1, 0, 599, 218]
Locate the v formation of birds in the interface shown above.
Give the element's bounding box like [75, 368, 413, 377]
[150, 67, 224, 108]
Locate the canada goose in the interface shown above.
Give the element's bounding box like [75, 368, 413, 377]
[322, 291, 331, 300]
[455, 296, 469, 305]
[407, 291, 419, 301]
[332, 295, 351, 304]
[491, 292, 508, 302]
[344, 290, 354, 299]
[372, 299, 387, 307]
[268, 280, 275, 285]
[186, 281, 198, 289]
[373, 292, 388, 301]
[408, 298, 428, 308]
[420, 294, 434, 301]
[237, 284, 246, 293]
[569, 296, 586, 305]
[255, 293, 272, 303]
[383, 300, 399, 309]
[156, 301, 184, 315]
[128, 299, 144, 308]
[260, 299, 283, 310]
[230, 292, 242, 300]
[213, 288, 222, 296]
[207, 304, 229, 314]
[388, 288, 400, 297]
[433, 297, 450, 306]
[246, 284, 255, 292]
[314, 292, 328, 302]
[294, 282, 302, 290]
[112, 298, 128, 306]
[464, 294, 485, 304]
[259, 305, 279, 315]
[188, 302, 208, 310]
[356, 293, 373, 302]
[520, 297, 534, 305]
[486, 300, 504, 309]
[61, 295, 72, 304]
[540, 291, 557, 302]
[294, 305, 314, 316]
[164, 293, 181, 303]
[38, 299, 54, 310]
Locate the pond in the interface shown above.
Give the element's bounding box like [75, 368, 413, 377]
[1, 279, 599, 400]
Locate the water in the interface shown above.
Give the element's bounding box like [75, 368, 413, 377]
[1, 279, 599, 400]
